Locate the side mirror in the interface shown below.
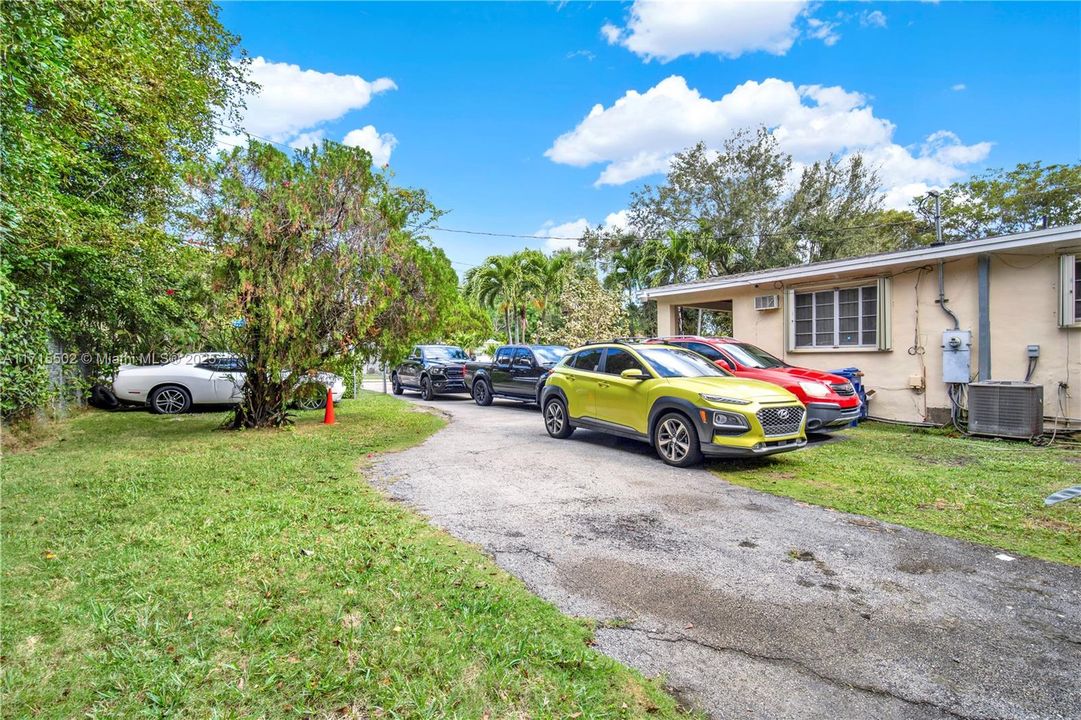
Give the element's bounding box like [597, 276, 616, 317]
[620, 368, 649, 381]
[468, 353, 476, 361]
[714, 359, 733, 371]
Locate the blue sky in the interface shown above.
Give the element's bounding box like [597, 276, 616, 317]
[218, 1, 1081, 272]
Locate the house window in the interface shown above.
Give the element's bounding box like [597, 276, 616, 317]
[1061, 255, 1081, 327]
[793, 284, 879, 348]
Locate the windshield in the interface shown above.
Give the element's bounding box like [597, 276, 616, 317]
[425, 346, 467, 361]
[638, 348, 728, 378]
[533, 346, 569, 364]
[723, 342, 787, 369]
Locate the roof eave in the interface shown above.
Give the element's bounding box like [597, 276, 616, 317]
[642, 224, 1081, 300]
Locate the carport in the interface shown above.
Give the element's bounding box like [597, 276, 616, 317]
[661, 298, 734, 336]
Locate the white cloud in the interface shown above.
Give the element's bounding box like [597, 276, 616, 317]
[604, 210, 631, 232]
[951, 83, 967, 92]
[221, 57, 396, 149]
[860, 10, 887, 28]
[601, 1, 830, 62]
[806, 17, 841, 47]
[534, 212, 630, 252]
[288, 130, 326, 149]
[600, 22, 622, 44]
[342, 125, 398, 166]
[535, 219, 592, 252]
[545, 75, 992, 208]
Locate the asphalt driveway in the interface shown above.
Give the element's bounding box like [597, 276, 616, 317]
[364, 386, 1080, 720]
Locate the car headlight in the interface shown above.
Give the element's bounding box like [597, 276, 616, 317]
[711, 411, 749, 429]
[798, 381, 831, 398]
[699, 393, 751, 406]
[428, 366, 445, 376]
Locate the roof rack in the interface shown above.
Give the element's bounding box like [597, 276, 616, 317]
[581, 337, 652, 346]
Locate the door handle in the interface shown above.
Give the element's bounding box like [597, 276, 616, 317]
[598, 381, 610, 388]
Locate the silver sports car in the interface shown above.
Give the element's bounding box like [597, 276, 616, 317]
[111, 353, 345, 414]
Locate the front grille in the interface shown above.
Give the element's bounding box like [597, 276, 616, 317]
[757, 406, 805, 437]
[442, 367, 464, 378]
[831, 382, 855, 396]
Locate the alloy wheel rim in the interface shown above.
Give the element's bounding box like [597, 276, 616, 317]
[545, 402, 564, 433]
[658, 418, 690, 461]
[476, 384, 487, 403]
[297, 390, 323, 410]
[156, 389, 185, 414]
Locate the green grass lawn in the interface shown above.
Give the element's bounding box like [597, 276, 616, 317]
[712, 422, 1081, 566]
[2, 395, 688, 719]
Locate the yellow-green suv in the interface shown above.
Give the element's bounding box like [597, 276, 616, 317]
[540, 342, 807, 467]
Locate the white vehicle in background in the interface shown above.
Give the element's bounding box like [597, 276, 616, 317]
[111, 353, 345, 414]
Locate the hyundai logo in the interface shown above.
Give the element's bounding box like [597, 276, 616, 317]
[778, 409, 790, 420]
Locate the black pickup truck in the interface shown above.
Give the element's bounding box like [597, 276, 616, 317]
[464, 344, 569, 406]
[391, 344, 470, 400]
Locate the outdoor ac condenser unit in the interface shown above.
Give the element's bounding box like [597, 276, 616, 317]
[967, 381, 1043, 439]
[754, 294, 779, 311]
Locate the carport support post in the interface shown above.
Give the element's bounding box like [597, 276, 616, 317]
[978, 254, 991, 381]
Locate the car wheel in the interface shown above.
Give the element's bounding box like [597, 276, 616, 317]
[149, 385, 191, 415]
[653, 412, 703, 467]
[543, 397, 574, 439]
[420, 376, 434, 401]
[473, 379, 493, 406]
[294, 383, 327, 410]
[391, 374, 403, 395]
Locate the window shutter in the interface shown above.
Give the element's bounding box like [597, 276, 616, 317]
[784, 288, 796, 351]
[1060, 255, 1078, 327]
[876, 277, 892, 350]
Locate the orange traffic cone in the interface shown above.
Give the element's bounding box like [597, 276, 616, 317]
[323, 387, 335, 425]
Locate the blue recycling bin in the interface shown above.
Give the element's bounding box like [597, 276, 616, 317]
[829, 366, 868, 424]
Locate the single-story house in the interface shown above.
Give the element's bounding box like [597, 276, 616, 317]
[642, 224, 1081, 427]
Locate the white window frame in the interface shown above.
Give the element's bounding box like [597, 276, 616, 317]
[1061, 254, 1081, 328]
[785, 277, 892, 352]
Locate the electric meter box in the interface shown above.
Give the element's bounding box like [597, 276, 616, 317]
[942, 330, 972, 384]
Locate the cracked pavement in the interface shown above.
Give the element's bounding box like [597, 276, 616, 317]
[365, 386, 1081, 719]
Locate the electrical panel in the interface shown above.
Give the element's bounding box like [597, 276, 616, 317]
[942, 330, 972, 384]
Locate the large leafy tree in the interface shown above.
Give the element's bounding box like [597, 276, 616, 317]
[1, 0, 249, 419]
[931, 162, 1081, 241]
[187, 140, 460, 428]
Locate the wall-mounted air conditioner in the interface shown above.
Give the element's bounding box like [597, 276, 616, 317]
[968, 381, 1043, 439]
[754, 294, 779, 311]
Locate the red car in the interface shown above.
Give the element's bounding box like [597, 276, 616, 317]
[650, 336, 862, 432]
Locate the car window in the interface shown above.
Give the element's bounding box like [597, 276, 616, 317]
[638, 347, 728, 378]
[216, 357, 246, 373]
[513, 348, 534, 366]
[723, 342, 788, 369]
[411, 347, 421, 359]
[570, 348, 603, 372]
[197, 357, 242, 372]
[533, 346, 568, 364]
[425, 346, 468, 361]
[496, 347, 514, 367]
[687, 342, 725, 362]
[603, 348, 645, 375]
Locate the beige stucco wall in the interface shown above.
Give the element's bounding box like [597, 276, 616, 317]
[656, 252, 1081, 424]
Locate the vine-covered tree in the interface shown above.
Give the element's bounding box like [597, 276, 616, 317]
[1, 0, 249, 419]
[539, 273, 628, 348]
[187, 140, 462, 428]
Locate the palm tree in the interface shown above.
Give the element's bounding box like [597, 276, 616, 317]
[524, 250, 571, 340]
[466, 255, 520, 343]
